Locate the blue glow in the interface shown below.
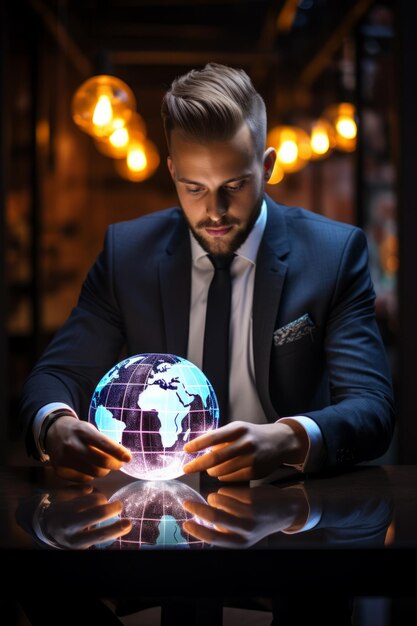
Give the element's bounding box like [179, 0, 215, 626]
[89, 353, 219, 480]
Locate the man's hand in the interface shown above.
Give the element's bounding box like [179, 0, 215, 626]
[39, 485, 132, 549]
[45, 416, 132, 483]
[182, 420, 308, 481]
[182, 483, 309, 548]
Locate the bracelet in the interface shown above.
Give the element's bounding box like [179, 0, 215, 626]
[39, 409, 75, 454]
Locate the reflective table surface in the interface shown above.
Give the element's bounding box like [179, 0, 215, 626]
[1, 464, 416, 598]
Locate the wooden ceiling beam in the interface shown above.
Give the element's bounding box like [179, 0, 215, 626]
[29, 0, 92, 77]
[297, 0, 376, 91]
[111, 50, 278, 67]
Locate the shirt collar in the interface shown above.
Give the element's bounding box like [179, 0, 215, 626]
[190, 199, 267, 265]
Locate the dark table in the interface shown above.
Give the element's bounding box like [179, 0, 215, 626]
[1, 464, 416, 624]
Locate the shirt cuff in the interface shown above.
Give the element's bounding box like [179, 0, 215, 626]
[33, 403, 79, 463]
[277, 415, 325, 473]
[280, 483, 322, 533]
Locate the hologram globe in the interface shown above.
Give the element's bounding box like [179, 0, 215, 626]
[97, 479, 210, 550]
[88, 353, 219, 480]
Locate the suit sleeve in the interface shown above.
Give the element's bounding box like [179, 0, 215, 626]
[19, 225, 126, 458]
[304, 227, 395, 468]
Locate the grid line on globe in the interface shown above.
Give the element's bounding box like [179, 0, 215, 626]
[88, 353, 220, 480]
[96, 480, 210, 550]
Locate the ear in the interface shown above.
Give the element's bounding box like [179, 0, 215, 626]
[263, 147, 277, 182]
[167, 156, 176, 181]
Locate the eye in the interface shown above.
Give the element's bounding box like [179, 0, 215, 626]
[185, 186, 204, 195]
[224, 180, 246, 193]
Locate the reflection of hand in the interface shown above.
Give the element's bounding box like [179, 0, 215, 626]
[38, 485, 132, 549]
[183, 421, 307, 481]
[46, 416, 132, 483]
[182, 484, 309, 548]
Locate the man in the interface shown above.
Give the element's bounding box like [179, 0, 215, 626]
[19, 63, 395, 483]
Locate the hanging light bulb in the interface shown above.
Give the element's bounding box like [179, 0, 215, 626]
[267, 125, 311, 173]
[72, 74, 136, 138]
[115, 138, 160, 182]
[309, 119, 336, 159]
[94, 112, 147, 159]
[322, 102, 357, 152]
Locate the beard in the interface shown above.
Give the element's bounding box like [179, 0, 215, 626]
[182, 193, 264, 258]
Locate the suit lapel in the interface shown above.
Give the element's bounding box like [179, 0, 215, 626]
[159, 214, 191, 358]
[253, 196, 289, 420]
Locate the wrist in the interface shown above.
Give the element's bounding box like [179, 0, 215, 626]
[39, 409, 78, 461]
[277, 420, 309, 465]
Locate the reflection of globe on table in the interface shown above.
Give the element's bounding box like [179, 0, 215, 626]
[88, 353, 219, 480]
[99, 479, 209, 550]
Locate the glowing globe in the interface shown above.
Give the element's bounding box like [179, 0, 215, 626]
[88, 353, 219, 480]
[97, 479, 210, 550]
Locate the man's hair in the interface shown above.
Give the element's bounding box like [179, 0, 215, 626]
[161, 62, 267, 158]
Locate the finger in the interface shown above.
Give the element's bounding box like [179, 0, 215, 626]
[72, 501, 124, 531]
[72, 518, 132, 550]
[81, 426, 132, 463]
[216, 467, 254, 482]
[214, 487, 253, 504]
[183, 500, 252, 534]
[57, 455, 113, 479]
[86, 446, 129, 472]
[206, 454, 253, 478]
[183, 521, 245, 547]
[207, 492, 253, 517]
[183, 499, 235, 526]
[183, 424, 244, 453]
[57, 441, 124, 477]
[183, 442, 242, 474]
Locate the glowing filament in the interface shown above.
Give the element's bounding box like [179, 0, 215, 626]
[93, 95, 113, 127]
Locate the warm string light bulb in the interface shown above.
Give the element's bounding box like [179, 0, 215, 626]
[127, 146, 147, 172]
[73, 73, 160, 181]
[72, 75, 136, 138]
[309, 119, 336, 159]
[336, 116, 357, 140]
[323, 102, 357, 152]
[278, 139, 298, 165]
[115, 138, 160, 182]
[267, 125, 311, 173]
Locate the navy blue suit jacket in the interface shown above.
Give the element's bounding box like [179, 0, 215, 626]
[19, 195, 395, 467]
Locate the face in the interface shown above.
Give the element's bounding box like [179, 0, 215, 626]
[167, 123, 276, 257]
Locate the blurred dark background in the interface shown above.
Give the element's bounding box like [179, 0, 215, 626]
[1, 0, 416, 465]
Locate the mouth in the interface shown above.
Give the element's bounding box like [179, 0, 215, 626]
[204, 225, 233, 237]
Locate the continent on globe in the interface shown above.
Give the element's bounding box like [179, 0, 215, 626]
[137, 361, 197, 448]
[95, 405, 126, 444]
[88, 353, 219, 480]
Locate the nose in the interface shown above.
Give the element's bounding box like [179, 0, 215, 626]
[205, 192, 229, 221]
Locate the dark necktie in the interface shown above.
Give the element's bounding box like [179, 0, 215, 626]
[202, 254, 234, 426]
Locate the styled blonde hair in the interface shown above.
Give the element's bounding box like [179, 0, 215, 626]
[161, 62, 267, 158]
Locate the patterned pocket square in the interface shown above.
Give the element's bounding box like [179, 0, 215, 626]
[273, 313, 315, 347]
